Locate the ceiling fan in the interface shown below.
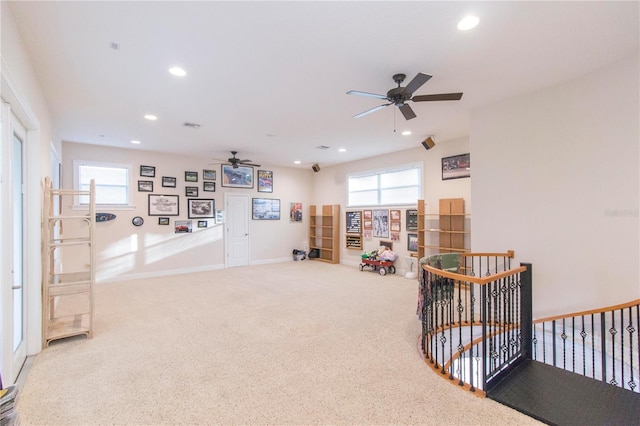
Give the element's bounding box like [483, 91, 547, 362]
[212, 151, 261, 168]
[347, 73, 463, 120]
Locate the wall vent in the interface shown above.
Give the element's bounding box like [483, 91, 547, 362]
[183, 122, 201, 129]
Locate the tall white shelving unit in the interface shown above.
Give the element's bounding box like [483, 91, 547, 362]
[42, 177, 95, 347]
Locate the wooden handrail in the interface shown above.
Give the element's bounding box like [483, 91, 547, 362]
[422, 264, 527, 285]
[459, 250, 515, 259]
[533, 298, 640, 324]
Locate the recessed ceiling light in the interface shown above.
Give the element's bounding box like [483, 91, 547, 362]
[169, 66, 187, 77]
[131, 140, 141, 144]
[338, 148, 346, 152]
[458, 15, 479, 31]
[144, 114, 157, 121]
[402, 130, 412, 136]
[294, 160, 301, 165]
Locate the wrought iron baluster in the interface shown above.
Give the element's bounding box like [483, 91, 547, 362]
[609, 310, 618, 386]
[552, 320, 557, 367]
[469, 282, 476, 392]
[600, 312, 607, 383]
[481, 282, 488, 389]
[620, 308, 625, 390]
[591, 313, 596, 379]
[631, 305, 638, 391]
[542, 322, 546, 363]
[580, 315, 587, 376]
[571, 317, 576, 373]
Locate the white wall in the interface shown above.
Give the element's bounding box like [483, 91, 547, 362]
[471, 54, 640, 317]
[62, 142, 313, 282]
[311, 138, 471, 269]
[1, 3, 57, 364]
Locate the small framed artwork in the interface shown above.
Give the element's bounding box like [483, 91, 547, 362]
[408, 233, 418, 252]
[138, 180, 153, 192]
[257, 170, 273, 193]
[203, 181, 216, 192]
[140, 165, 155, 177]
[203, 169, 216, 181]
[390, 221, 401, 232]
[185, 186, 198, 197]
[188, 198, 215, 219]
[158, 217, 170, 225]
[175, 220, 192, 233]
[390, 210, 401, 221]
[363, 210, 372, 220]
[373, 209, 389, 238]
[197, 220, 208, 228]
[148, 194, 179, 216]
[252, 198, 280, 220]
[406, 209, 418, 231]
[221, 164, 253, 189]
[442, 153, 471, 180]
[185, 171, 198, 182]
[162, 176, 176, 188]
[290, 202, 302, 222]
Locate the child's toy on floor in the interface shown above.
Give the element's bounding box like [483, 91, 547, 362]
[359, 245, 398, 276]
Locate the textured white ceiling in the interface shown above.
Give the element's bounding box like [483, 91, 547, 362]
[6, 1, 639, 168]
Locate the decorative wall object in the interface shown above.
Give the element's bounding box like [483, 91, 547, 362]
[372, 209, 389, 238]
[140, 165, 155, 177]
[390, 210, 401, 221]
[175, 220, 192, 233]
[408, 233, 418, 252]
[185, 186, 198, 197]
[442, 153, 471, 180]
[203, 169, 216, 180]
[290, 202, 302, 222]
[346, 211, 362, 234]
[187, 198, 215, 219]
[185, 171, 198, 182]
[363, 210, 373, 239]
[406, 209, 418, 231]
[221, 165, 254, 188]
[162, 176, 176, 188]
[148, 194, 179, 216]
[203, 181, 216, 192]
[197, 220, 208, 228]
[158, 217, 170, 225]
[257, 170, 273, 193]
[252, 198, 280, 220]
[138, 180, 153, 192]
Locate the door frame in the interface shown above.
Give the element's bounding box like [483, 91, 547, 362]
[1, 59, 43, 384]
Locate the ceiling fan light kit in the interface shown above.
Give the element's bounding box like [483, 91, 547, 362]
[347, 73, 463, 120]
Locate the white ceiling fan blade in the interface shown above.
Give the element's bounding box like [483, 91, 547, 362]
[353, 103, 391, 118]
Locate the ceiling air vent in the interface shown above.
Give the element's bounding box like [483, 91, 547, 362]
[316, 145, 330, 150]
[183, 122, 201, 129]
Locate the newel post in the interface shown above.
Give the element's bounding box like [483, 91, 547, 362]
[520, 263, 533, 360]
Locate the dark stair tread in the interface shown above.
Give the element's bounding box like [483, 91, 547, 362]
[487, 359, 640, 426]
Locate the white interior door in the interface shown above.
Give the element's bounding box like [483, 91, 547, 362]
[225, 193, 250, 267]
[0, 107, 27, 385]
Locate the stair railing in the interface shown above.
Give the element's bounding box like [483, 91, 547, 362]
[419, 251, 532, 394]
[532, 299, 640, 393]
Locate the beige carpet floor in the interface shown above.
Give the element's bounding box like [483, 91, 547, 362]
[17, 261, 541, 425]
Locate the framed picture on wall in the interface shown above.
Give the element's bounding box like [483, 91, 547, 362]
[252, 198, 280, 220]
[203, 181, 216, 192]
[221, 165, 254, 188]
[406, 209, 418, 231]
[203, 169, 216, 181]
[257, 170, 273, 193]
[148, 194, 179, 216]
[140, 165, 155, 177]
[162, 176, 177, 188]
[442, 153, 471, 180]
[185, 171, 198, 182]
[372, 209, 389, 238]
[138, 180, 153, 192]
[185, 186, 198, 197]
[187, 198, 215, 219]
[407, 233, 418, 252]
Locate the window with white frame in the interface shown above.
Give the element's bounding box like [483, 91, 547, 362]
[74, 160, 133, 207]
[347, 163, 422, 207]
